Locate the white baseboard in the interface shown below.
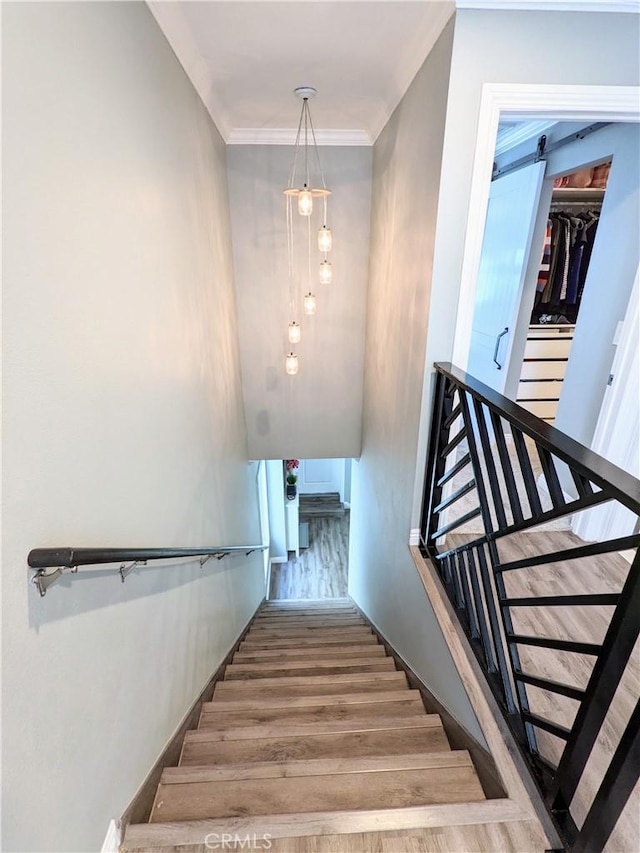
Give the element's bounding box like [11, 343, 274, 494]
[409, 528, 421, 547]
[101, 820, 121, 853]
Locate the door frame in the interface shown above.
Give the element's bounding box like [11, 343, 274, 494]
[451, 83, 640, 370]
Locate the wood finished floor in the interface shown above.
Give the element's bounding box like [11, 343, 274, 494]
[269, 515, 349, 600]
[446, 530, 639, 853]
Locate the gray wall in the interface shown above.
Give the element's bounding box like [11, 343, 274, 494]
[348, 18, 485, 745]
[227, 145, 372, 461]
[2, 4, 265, 850]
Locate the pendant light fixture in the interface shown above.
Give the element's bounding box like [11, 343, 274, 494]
[283, 87, 331, 218]
[288, 321, 301, 344]
[319, 260, 332, 284]
[283, 87, 333, 374]
[303, 292, 317, 315]
[285, 353, 299, 375]
[318, 224, 332, 252]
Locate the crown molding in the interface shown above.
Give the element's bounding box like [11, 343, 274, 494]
[456, 0, 639, 11]
[227, 128, 373, 147]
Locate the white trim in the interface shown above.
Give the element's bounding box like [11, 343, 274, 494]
[494, 120, 557, 156]
[457, 0, 640, 11]
[451, 84, 640, 371]
[269, 556, 287, 564]
[101, 820, 121, 853]
[227, 128, 372, 147]
[409, 528, 421, 547]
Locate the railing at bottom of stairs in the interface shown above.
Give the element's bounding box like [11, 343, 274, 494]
[28, 545, 267, 597]
[420, 362, 640, 853]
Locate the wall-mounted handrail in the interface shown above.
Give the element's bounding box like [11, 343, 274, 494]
[29, 545, 267, 597]
[420, 362, 640, 853]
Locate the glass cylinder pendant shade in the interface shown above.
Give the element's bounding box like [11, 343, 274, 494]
[318, 225, 332, 252]
[285, 353, 299, 375]
[288, 321, 301, 344]
[319, 260, 332, 284]
[303, 292, 317, 315]
[298, 189, 313, 216]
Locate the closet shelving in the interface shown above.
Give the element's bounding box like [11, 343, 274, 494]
[517, 182, 605, 423]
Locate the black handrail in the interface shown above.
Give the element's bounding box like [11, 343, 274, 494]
[420, 362, 640, 853]
[28, 546, 265, 569]
[29, 545, 267, 597]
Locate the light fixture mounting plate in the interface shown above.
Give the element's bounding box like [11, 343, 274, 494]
[294, 87, 317, 100]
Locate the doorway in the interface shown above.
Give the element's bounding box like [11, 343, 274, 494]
[264, 458, 353, 600]
[456, 87, 639, 459]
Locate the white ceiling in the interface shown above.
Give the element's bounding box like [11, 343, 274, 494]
[149, 1, 454, 144]
[148, 0, 639, 146]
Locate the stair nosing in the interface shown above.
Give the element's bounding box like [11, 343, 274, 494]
[122, 799, 527, 848]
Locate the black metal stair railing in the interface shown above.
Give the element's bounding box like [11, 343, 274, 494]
[420, 362, 640, 853]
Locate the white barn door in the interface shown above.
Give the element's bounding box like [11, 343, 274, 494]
[468, 161, 546, 393]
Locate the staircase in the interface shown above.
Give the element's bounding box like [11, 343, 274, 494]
[122, 599, 529, 851]
[298, 492, 346, 518]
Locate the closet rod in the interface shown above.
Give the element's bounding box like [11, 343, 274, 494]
[492, 122, 611, 181]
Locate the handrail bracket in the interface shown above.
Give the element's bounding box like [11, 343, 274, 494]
[120, 560, 147, 582]
[32, 566, 78, 598]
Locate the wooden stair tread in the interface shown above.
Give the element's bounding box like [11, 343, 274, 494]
[240, 634, 378, 649]
[204, 689, 420, 712]
[184, 713, 445, 743]
[214, 671, 407, 697]
[150, 765, 486, 821]
[197, 702, 426, 729]
[163, 751, 473, 784]
[244, 627, 373, 639]
[124, 600, 505, 852]
[225, 658, 395, 679]
[252, 609, 366, 626]
[180, 721, 452, 766]
[258, 609, 359, 618]
[261, 600, 355, 605]
[232, 644, 386, 662]
[122, 800, 527, 849]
